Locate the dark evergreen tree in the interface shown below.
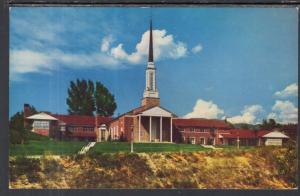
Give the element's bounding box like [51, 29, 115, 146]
[66, 79, 95, 116]
[94, 81, 117, 117]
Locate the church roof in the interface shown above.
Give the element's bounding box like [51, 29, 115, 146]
[173, 118, 231, 129]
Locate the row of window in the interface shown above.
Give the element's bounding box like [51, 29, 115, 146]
[68, 127, 95, 132]
[185, 128, 214, 132]
[33, 121, 50, 129]
[183, 137, 206, 145]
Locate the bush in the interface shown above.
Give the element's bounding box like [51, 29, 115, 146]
[10, 157, 42, 183]
[27, 132, 49, 141]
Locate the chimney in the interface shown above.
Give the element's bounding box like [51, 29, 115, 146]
[23, 103, 31, 128]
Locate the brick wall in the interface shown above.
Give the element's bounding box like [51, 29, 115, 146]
[141, 97, 160, 107]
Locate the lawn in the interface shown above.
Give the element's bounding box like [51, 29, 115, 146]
[9, 140, 87, 156]
[11, 141, 255, 156]
[89, 142, 212, 153]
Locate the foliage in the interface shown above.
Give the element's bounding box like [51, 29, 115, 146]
[94, 81, 117, 116]
[9, 157, 42, 183]
[9, 148, 297, 189]
[66, 79, 95, 116]
[9, 105, 37, 144]
[260, 119, 279, 130]
[27, 132, 50, 141]
[66, 79, 117, 117]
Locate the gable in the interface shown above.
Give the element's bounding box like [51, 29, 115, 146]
[141, 106, 173, 117]
[27, 112, 58, 121]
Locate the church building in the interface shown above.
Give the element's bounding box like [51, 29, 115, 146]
[24, 20, 291, 146]
[107, 20, 176, 143]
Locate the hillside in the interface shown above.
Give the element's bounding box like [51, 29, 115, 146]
[9, 146, 297, 189]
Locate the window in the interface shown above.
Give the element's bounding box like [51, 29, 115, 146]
[190, 137, 196, 144]
[149, 72, 154, 90]
[33, 121, 49, 129]
[60, 126, 65, 131]
[199, 138, 205, 145]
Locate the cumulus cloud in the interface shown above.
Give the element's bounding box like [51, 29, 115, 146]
[191, 44, 203, 54]
[267, 100, 298, 124]
[275, 83, 298, 98]
[109, 29, 188, 64]
[184, 99, 224, 119]
[227, 105, 263, 124]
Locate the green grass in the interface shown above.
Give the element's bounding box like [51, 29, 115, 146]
[89, 142, 212, 153]
[9, 140, 87, 156]
[215, 145, 257, 151]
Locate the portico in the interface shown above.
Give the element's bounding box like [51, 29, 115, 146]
[135, 106, 174, 143]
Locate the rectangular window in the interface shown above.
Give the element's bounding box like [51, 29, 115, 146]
[199, 137, 205, 145]
[190, 137, 196, 144]
[60, 126, 65, 131]
[33, 121, 50, 129]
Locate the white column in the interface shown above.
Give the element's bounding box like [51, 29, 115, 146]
[170, 118, 173, 143]
[160, 116, 162, 142]
[138, 115, 141, 142]
[99, 128, 102, 142]
[149, 116, 152, 142]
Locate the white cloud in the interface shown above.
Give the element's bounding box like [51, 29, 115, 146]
[109, 29, 188, 64]
[227, 105, 263, 124]
[275, 83, 298, 98]
[184, 99, 224, 119]
[10, 49, 121, 80]
[191, 44, 203, 54]
[101, 35, 113, 52]
[267, 100, 298, 124]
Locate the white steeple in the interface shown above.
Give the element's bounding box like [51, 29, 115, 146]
[143, 19, 159, 99]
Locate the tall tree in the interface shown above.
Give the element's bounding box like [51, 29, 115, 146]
[66, 79, 117, 116]
[66, 79, 95, 116]
[95, 81, 117, 116]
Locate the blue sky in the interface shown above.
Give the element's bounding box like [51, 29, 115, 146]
[9, 7, 298, 124]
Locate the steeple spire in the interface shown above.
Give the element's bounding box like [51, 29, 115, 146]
[148, 19, 154, 62]
[142, 18, 160, 107]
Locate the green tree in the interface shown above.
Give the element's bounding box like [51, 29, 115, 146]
[66, 79, 96, 116]
[9, 105, 37, 144]
[66, 79, 117, 117]
[94, 81, 117, 117]
[260, 118, 278, 130]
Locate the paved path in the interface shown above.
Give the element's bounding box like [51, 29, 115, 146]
[78, 142, 96, 155]
[201, 145, 222, 150]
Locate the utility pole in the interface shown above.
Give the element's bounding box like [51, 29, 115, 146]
[130, 125, 134, 153]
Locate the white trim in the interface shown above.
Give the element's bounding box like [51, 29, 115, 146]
[138, 115, 141, 142]
[149, 116, 152, 142]
[160, 116, 162, 142]
[170, 118, 173, 143]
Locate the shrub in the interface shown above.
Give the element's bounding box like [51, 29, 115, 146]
[10, 157, 42, 183]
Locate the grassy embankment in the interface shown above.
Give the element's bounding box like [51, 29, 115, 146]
[9, 145, 297, 189]
[10, 140, 214, 156]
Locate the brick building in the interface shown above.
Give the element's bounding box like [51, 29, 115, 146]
[24, 20, 293, 146]
[24, 106, 111, 141]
